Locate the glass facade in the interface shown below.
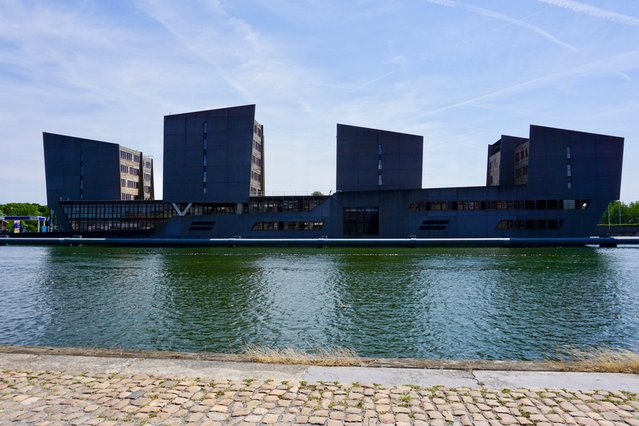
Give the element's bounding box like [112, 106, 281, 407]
[59, 198, 327, 233]
[343, 207, 379, 236]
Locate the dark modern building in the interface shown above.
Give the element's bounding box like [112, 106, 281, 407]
[163, 104, 264, 203]
[336, 124, 422, 192]
[43, 132, 154, 229]
[44, 106, 624, 239]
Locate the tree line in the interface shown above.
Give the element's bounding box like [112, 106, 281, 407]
[600, 201, 639, 225]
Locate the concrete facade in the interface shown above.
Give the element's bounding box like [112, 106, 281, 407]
[336, 124, 423, 192]
[163, 104, 264, 203]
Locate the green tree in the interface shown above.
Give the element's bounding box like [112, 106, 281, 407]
[600, 201, 639, 225]
[311, 191, 324, 197]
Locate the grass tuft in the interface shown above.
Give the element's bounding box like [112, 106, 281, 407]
[551, 348, 639, 374]
[244, 345, 361, 366]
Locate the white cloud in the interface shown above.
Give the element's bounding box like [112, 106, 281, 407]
[424, 0, 580, 52]
[536, 0, 639, 27]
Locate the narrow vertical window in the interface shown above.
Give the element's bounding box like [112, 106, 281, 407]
[203, 138, 208, 149]
[203, 121, 208, 133]
[378, 174, 383, 186]
[377, 144, 382, 155]
[566, 146, 571, 159]
[378, 159, 382, 170]
[567, 164, 572, 177]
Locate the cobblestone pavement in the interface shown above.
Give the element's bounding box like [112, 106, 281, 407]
[1, 369, 638, 425]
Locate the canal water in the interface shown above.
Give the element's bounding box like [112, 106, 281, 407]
[0, 246, 637, 360]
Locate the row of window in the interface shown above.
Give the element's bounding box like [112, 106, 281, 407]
[514, 148, 529, 162]
[119, 180, 139, 189]
[70, 200, 329, 223]
[119, 165, 140, 175]
[514, 165, 528, 178]
[202, 132, 208, 194]
[496, 219, 564, 230]
[408, 199, 590, 212]
[119, 151, 141, 163]
[251, 221, 324, 231]
[246, 197, 325, 213]
[62, 201, 179, 221]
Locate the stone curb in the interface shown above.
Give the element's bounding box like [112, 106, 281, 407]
[0, 345, 569, 372]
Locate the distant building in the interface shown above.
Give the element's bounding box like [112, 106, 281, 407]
[336, 124, 423, 192]
[163, 104, 265, 203]
[487, 125, 623, 197]
[43, 132, 153, 229]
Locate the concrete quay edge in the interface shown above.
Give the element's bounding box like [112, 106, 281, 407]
[1, 345, 638, 392]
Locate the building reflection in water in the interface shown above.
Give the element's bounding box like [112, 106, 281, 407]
[1, 246, 637, 360]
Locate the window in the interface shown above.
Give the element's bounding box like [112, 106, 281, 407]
[378, 174, 382, 186]
[203, 138, 208, 149]
[378, 159, 382, 170]
[496, 219, 563, 231]
[343, 207, 379, 236]
[566, 146, 571, 159]
[567, 164, 572, 177]
[203, 121, 208, 133]
[378, 144, 382, 155]
[252, 221, 324, 231]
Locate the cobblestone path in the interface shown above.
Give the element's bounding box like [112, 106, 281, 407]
[1, 369, 638, 425]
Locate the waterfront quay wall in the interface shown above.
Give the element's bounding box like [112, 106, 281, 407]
[2, 236, 639, 248]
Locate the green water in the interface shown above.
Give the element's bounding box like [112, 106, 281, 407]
[0, 246, 637, 360]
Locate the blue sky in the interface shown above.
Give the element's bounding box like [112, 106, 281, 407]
[1, 0, 638, 203]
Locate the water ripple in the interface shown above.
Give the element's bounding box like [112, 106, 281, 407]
[0, 246, 637, 359]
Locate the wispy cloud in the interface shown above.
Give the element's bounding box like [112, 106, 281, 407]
[535, 0, 639, 27]
[424, 0, 580, 52]
[0, 1, 638, 201]
[420, 49, 639, 117]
